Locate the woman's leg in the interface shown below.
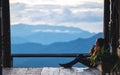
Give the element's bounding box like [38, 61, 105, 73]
[59, 54, 89, 68]
[74, 54, 93, 67]
[78, 58, 92, 67]
[59, 54, 96, 68]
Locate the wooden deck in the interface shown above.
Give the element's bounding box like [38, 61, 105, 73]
[3, 67, 101, 75]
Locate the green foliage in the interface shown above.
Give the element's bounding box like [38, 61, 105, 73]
[90, 46, 110, 66]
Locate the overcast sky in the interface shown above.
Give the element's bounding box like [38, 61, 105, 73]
[10, 0, 104, 33]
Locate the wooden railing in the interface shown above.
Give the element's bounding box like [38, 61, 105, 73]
[10, 53, 90, 67]
[11, 53, 90, 58]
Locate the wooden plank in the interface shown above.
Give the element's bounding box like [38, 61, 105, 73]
[3, 68, 43, 75]
[26, 68, 43, 75]
[41, 67, 59, 75]
[59, 67, 78, 75]
[74, 67, 90, 75]
[3, 68, 27, 75]
[59, 67, 101, 75]
[3, 67, 101, 75]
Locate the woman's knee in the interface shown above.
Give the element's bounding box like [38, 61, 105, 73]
[75, 54, 85, 60]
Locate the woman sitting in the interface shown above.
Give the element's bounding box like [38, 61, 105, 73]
[59, 38, 110, 68]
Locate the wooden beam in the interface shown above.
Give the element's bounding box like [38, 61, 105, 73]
[0, 0, 2, 74]
[0, 0, 1, 55]
[1, 0, 11, 67]
[110, 0, 119, 56]
[104, 0, 110, 43]
[118, 0, 120, 58]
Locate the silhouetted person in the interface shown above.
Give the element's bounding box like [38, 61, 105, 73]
[59, 38, 110, 68]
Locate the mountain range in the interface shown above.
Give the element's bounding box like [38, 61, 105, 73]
[11, 24, 103, 67]
[11, 24, 95, 44]
[12, 32, 103, 67]
[12, 32, 103, 54]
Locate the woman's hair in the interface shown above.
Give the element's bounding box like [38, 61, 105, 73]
[96, 38, 109, 49]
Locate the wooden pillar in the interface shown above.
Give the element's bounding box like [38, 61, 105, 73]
[104, 0, 110, 43]
[0, 0, 2, 74]
[110, 0, 119, 57]
[117, 0, 120, 58]
[1, 0, 11, 67]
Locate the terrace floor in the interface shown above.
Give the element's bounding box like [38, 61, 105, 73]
[3, 67, 101, 75]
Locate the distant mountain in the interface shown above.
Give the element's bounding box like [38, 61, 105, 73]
[11, 33, 103, 67]
[12, 33, 103, 67]
[11, 24, 95, 44]
[11, 37, 29, 44]
[12, 33, 103, 54]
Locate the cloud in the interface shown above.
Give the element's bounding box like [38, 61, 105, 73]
[10, 3, 103, 23]
[10, 0, 103, 6]
[68, 2, 103, 9]
[32, 29, 73, 33]
[10, 1, 103, 33]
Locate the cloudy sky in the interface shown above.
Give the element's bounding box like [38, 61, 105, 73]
[10, 0, 104, 33]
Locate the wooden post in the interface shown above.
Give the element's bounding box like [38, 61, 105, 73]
[117, 0, 120, 59]
[104, 0, 110, 43]
[116, 0, 120, 60]
[1, 0, 11, 67]
[101, 0, 118, 73]
[0, 0, 2, 74]
[110, 0, 119, 57]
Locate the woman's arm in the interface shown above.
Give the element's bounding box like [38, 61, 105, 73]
[90, 45, 95, 56]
